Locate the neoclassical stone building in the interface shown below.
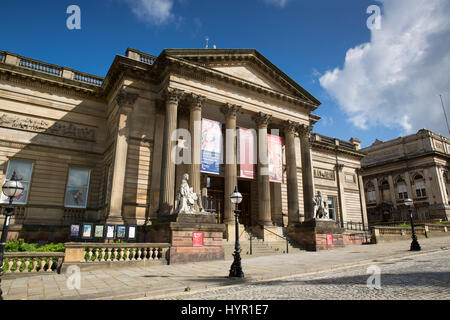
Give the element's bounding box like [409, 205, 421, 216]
[0, 48, 368, 251]
[361, 129, 450, 224]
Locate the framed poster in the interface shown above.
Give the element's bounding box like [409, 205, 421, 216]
[70, 224, 80, 238]
[81, 224, 93, 239]
[94, 225, 105, 239]
[117, 225, 127, 239]
[128, 225, 137, 240]
[193, 232, 204, 247]
[201, 119, 223, 175]
[105, 225, 116, 240]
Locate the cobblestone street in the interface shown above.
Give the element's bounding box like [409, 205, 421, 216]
[162, 250, 450, 300]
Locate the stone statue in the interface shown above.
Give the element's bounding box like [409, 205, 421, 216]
[174, 173, 206, 214]
[313, 191, 329, 220]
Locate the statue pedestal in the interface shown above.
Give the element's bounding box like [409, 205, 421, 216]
[168, 213, 225, 264]
[289, 219, 345, 251]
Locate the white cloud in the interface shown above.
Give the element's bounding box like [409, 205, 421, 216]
[320, 0, 450, 136]
[264, 0, 289, 8]
[126, 0, 174, 25]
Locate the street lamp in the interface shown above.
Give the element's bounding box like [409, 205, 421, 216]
[229, 186, 244, 278]
[0, 171, 24, 300]
[404, 198, 421, 251]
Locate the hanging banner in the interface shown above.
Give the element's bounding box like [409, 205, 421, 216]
[238, 128, 256, 179]
[201, 119, 222, 175]
[268, 134, 283, 183]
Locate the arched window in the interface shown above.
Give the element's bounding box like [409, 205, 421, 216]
[380, 180, 390, 201]
[396, 178, 408, 200]
[414, 174, 427, 198]
[366, 182, 376, 202]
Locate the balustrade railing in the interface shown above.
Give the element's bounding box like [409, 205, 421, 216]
[64, 243, 170, 265]
[125, 48, 157, 65]
[73, 71, 103, 87]
[3, 252, 64, 274]
[19, 57, 62, 76]
[345, 221, 369, 232]
[0, 52, 104, 88]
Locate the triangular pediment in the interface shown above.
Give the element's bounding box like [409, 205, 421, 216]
[163, 49, 321, 106]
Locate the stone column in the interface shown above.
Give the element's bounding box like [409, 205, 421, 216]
[283, 120, 300, 227]
[388, 175, 397, 208]
[107, 90, 138, 224]
[188, 94, 206, 199]
[221, 104, 241, 224]
[254, 112, 272, 226]
[336, 164, 347, 227]
[299, 124, 315, 221]
[159, 88, 183, 215]
[404, 171, 414, 200]
[356, 169, 369, 229]
[372, 177, 381, 205]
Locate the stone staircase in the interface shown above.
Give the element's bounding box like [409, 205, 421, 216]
[223, 236, 304, 259]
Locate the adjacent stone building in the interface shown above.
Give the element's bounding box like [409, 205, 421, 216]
[361, 129, 450, 224]
[0, 48, 368, 253]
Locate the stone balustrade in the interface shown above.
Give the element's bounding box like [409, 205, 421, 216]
[370, 224, 448, 243]
[0, 52, 103, 87]
[3, 252, 65, 274]
[125, 48, 157, 65]
[63, 243, 170, 270]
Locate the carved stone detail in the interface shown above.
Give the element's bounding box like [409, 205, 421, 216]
[253, 112, 272, 127]
[187, 93, 206, 111]
[164, 88, 184, 104]
[115, 90, 139, 110]
[283, 120, 300, 135]
[0, 113, 95, 141]
[220, 103, 241, 118]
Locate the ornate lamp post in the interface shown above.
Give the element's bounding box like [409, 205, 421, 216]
[229, 186, 244, 278]
[0, 171, 24, 300]
[404, 198, 421, 251]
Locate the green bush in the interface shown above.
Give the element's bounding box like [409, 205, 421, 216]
[4, 239, 65, 253]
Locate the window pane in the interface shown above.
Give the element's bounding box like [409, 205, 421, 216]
[6, 160, 33, 182]
[1, 160, 33, 204]
[68, 168, 90, 188]
[398, 185, 407, 193]
[65, 187, 88, 207]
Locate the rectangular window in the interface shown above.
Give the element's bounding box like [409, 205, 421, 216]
[367, 190, 376, 202]
[328, 196, 336, 220]
[415, 182, 426, 197]
[1, 160, 33, 205]
[64, 167, 91, 208]
[398, 185, 408, 199]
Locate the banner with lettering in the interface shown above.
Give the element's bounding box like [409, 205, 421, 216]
[268, 134, 283, 183]
[201, 119, 222, 175]
[238, 128, 256, 179]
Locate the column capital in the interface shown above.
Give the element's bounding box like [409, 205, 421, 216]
[298, 124, 313, 136]
[221, 103, 242, 118]
[283, 120, 300, 135]
[336, 164, 345, 172]
[115, 90, 139, 111]
[253, 112, 272, 128]
[164, 87, 184, 104]
[187, 93, 207, 111]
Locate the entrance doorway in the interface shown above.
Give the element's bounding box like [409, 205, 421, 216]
[203, 176, 252, 228]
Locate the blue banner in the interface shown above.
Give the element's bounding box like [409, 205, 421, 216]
[201, 119, 222, 175]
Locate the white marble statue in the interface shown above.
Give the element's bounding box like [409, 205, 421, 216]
[174, 173, 205, 214]
[313, 191, 329, 220]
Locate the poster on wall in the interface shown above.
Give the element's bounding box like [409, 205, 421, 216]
[193, 232, 204, 247]
[238, 128, 256, 179]
[70, 224, 80, 238]
[268, 134, 283, 183]
[201, 119, 222, 175]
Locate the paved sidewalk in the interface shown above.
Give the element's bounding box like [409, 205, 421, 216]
[2, 237, 449, 300]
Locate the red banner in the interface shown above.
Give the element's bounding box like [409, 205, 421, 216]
[326, 234, 334, 245]
[268, 134, 283, 183]
[238, 128, 256, 179]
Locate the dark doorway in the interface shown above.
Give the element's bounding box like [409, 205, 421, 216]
[238, 180, 252, 227]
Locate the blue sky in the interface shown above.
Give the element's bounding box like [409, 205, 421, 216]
[1, 0, 449, 147]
